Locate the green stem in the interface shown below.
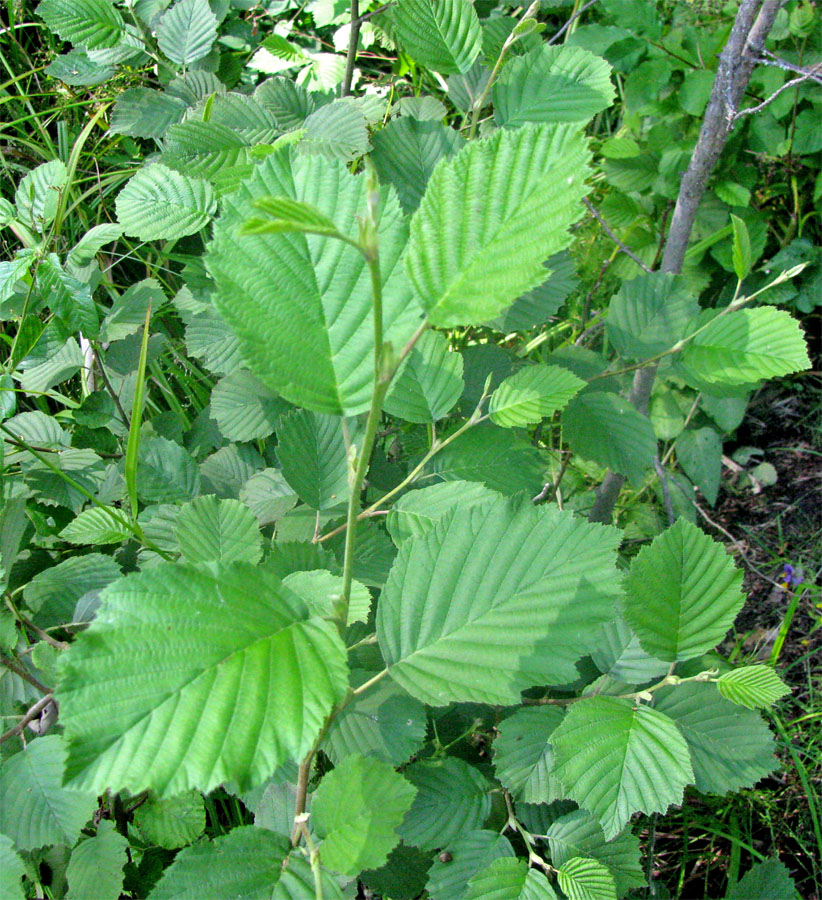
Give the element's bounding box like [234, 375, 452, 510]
[341, 0, 360, 97]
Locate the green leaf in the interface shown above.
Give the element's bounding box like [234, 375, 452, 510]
[426, 830, 514, 900]
[207, 149, 420, 416]
[552, 697, 693, 839]
[136, 436, 200, 503]
[399, 757, 490, 850]
[110, 87, 187, 139]
[175, 496, 263, 564]
[386, 480, 498, 544]
[622, 518, 744, 662]
[606, 272, 699, 359]
[301, 100, 372, 162]
[156, 0, 218, 65]
[243, 195, 347, 239]
[277, 409, 360, 510]
[489, 364, 584, 427]
[116, 164, 216, 241]
[546, 810, 645, 896]
[493, 706, 565, 803]
[133, 790, 206, 849]
[101, 278, 162, 342]
[717, 665, 791, 708]
[726, 859, 799, 900]
[45, 49, 115, 85]
[282, 569, 371, 624]
[562, 391, 657, 487]
[654, 684, 777, 794]
[492, 252, 579, 332]
[312, 754, 416, 876]
[424, 425, 546, 496]
[57, 562, 349, 795]
[682, 307, 811, 386]
[407, 123, 590, 328]
[14, 159, 67, 232]
[730, 213, 753, 280]
[387, 0, 481, 75]
[66, 820, 128, 900]
[24, 553, 122, 627]
[60, 506, 131, 545]
[493, 45, 615, 127]
[590, 616, 669, 685]
[0, 834, 26, 900]
[0, 735, 97, 851]
[384, 330, 464, 423]
[323, 673, 427, 766]
[36, 0, 124, 49]
[210, 370, 289, 441]
[161, 121, 250, 182]
[675, 426, 722, 505]
[149, 826, 291, 898]
[557, 856, 616, 900]
[66, 223, 123, 281]
[240, 468, 297, 526]
[371, 117, 465, 214]
[465, 857, 558, 899]
[0, 255, 33, 304]
[377, 495, 621, 705]
[36, 257, 98, 336]
[362, 843, 433, 900]
[716, 181, 751, 208]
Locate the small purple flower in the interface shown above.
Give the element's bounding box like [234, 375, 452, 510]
[782, 564, 803, 588]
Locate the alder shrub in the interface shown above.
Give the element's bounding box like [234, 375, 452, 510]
[0, 0, 815, 897]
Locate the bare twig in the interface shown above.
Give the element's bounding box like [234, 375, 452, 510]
[583, 198, 652, 273]
[547, 0, 599, 45]
[0, 694, 56, 744]
[756, 49, 822, 82]
[732, 65, 822, 120]
[0, 653, 50, 694]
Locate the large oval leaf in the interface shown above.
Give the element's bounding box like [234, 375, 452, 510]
[57, 562, 349, 796]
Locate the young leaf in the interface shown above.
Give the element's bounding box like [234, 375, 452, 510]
[546, 810, 645, 896]
[386, 0, 482, 75]
[115, 164, 216, 241]
[133, 790, 206, 849]
[557, 856, 617, 900]
[716, 665, 791, 709]
[282, 570, 371, 624]
[489, 364, 584, 427]
[175, 496, 263, 564]
[426, 830, 514, 900]
[65, 820, 128, 900]
[242, 195, 348, 239]
[377, 495, 621, 705]
[654, 684, 777, 794]
[0, 735, 97, 851]
[57, 562, 349, 795]
[730, 213, 753, 281]
[682, 307, 811, 386]
[465, 856, 558, 899]
[312, 754, 417, 876]
[36, 0, 124, 49]
[622, 518, 744, 662]
[493, 706, 565, 804]
[493, 45, 615, 127]
[399, 758, 490, 850]
[384, 330, 464, 423]
[207, 150, 420, 415]
[551, 697, 694, 839]
[407, 123, 591, 327]
[156, 0, 218, 66]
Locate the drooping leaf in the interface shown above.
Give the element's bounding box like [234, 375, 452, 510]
[675, 426, 722, 505]
[66, 223, 123, 281]
[133, 790, 206, 849]
[66, 820, 128, 900]
[654, 684, 777, 794]
[725, 859, 799, 900]
[730, 213, 753, 281]
[681, 307, 810, 386]
[156, 0, 218, 65]
[175, 496, 263, 564]
[57, 562, 349, 795]
[386, 0, 482, 75]
[377, 495, 621, 705]
[60, 506, 131, 545]
[386, 480, 498, 545]
[407, 123, 590, 327]
[207, 149, 421, 415]
[551, 696, 694, 839]
[0, 735, 97, 851]
[384, 330, 464, 423]
[312, 754, 417, 876]
[0, 834, 26, 900]
[562, 390, 657, 487]
[493, 706, 565, 803]
[399, 757, 490, 850]
[489, 364, 584, 427]
[716, 665, 791, 709]
[465, 856, 558, 900]
[371, 117, 465, 213]
[14, 159, 67, 232]
[546, 810, 645, 896]
[622, 518, 744, 662]
[557, 856, 617, 900]
[425, 830, 514, 900]
[282, 569, 371, 624]
[36, 0, 124, 49]
[493, 45, 615, 127]
[115, 164, 216, 241]
[606, 272, 699, 359]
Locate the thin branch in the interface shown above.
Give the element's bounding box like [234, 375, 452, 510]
[756, 49, 822, 82]
[0, 653, 50, 694]
[0, 694, 55, 744]
[357, 1, 392, 23]
[547, 0, 598, 45]
[732, 66, 822, 120]
[583, 198, 652, 273]
[341, 0, 360, 97]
